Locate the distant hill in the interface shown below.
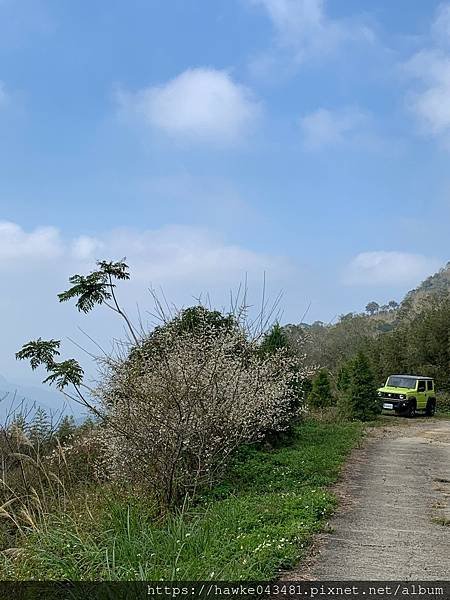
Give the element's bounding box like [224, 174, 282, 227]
[283, 260, 450, 371]
[402, 261, 450, 308]
[0, 374, 86, 422]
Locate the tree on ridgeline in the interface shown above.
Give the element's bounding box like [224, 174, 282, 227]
[365, 301, 380, 316]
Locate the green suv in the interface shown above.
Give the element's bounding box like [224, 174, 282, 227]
[377, 375, 436, 417]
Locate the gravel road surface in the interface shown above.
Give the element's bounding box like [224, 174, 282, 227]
[287, 418, 450, 580]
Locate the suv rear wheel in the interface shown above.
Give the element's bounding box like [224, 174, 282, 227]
[426, 398, 436, 417]
[406, 400, 416, 418]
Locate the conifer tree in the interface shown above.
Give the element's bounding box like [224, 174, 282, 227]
[29, 407, 51, 446]
[337, 364, 351, 394]
[338, 352, 380, 421]
[56, 415, 76, 443]
[259, 322, 289, 356]
[308, 369, 334, 408]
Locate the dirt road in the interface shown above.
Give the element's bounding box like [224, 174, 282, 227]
[289, 418, 450, 580]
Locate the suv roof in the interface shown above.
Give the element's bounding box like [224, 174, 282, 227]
[390, 374, 434, 380]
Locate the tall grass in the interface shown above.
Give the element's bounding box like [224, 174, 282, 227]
[0, 420, 363, 580]
[0, 422, 99, 554]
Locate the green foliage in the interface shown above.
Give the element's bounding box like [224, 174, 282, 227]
[301, 378, 313, 400]
[258, 322, 306, 424]
[175, 305, 237, 334]
[77, 416, 97, 435]
[1, 420, 362, 581]
[16, 339, 84, 390]
[365, 301, 380, 315]
[286, 263, 450, 411]
[209, 420, 363, 498]
[436, 392, 450, 414]
[338, 352, 381, 421]
[16, 259, 135, 398]
[15, 338, 61, 370]
[308, 369, 334, 408]
[368, 297, 450, 391]
[129, 306, 239, 365]
[57, 260, 130, 313]
[56, 415, 76, 443]
[336, 364, 351, 394]
[28, 407, 51, 446]
[259, 322, 290, 356]
[284, 313, 378, 373]
[42, 359, 84, 390]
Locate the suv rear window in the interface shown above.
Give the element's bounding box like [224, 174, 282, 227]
[427, 380, 434, 391]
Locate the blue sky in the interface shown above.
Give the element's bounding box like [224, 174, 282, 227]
[1, 0, 450, 385]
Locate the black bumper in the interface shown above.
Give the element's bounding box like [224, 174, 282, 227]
[380, 398, 409, 412]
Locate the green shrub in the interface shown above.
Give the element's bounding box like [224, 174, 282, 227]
[437, 392, 450, 414]
[308, 369, 334, 408]
[337, 352, 381, 421]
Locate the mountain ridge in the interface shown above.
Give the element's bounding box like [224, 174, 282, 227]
[0, 374, 85, 420]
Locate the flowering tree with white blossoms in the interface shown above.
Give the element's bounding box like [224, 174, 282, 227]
[16, 261, 312, 508]
[97, 309, 307, 506]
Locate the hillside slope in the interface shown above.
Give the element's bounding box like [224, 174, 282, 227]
[403, 261, 450, 308]
[284, 260, 450, 373]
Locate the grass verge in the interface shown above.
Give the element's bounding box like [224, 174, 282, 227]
[0, 420, 363, 580]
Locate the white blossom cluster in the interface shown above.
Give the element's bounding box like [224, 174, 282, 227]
[95, 314, 311, 506]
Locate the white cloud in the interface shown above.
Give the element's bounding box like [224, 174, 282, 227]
[299, 107, 368, 150]
[71, 235, 104, 260]
[404, 4, 450, 139]
[344, 251, 441, 286]
[432, 3, 450, 45]
[249, 0, 374, 70]
[0, 221, 290, 287]
[0, 221, 294, 387]
[0, 221, 63, 265]
[405, 49, 450, 137]
[88, 226, 289, 287]
[117, 68, 261, 144]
